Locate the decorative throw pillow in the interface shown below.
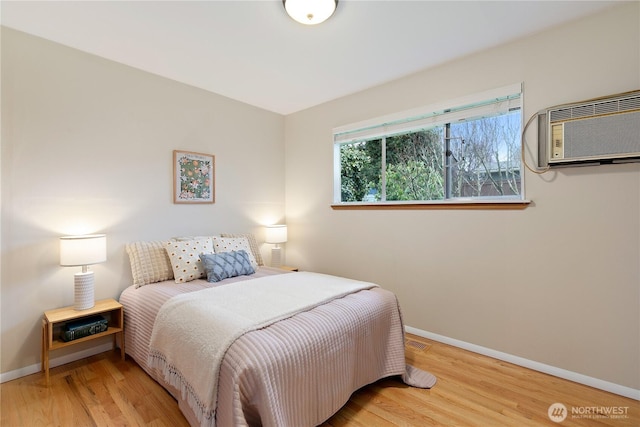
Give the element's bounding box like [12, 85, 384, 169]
[126, 241, 174, 288]
[220, 233, 264, 266]
[165, 238, 214, 283]
[199, 250, 255, 282]
[212, 236, 258, 269]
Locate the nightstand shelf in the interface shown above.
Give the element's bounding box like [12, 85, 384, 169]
[49, 325, 123, 351]
[42, 298, 124, 385]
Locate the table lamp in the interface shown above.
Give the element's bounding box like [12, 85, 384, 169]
[59, 234, 107, 310]
[265, 225, 287, 268]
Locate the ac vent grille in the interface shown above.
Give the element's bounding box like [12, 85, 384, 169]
[550, 109, 572, 122]
[620, 97, 640, 111]
[595, 100, 619, 116]
[549, 94, 640, 123]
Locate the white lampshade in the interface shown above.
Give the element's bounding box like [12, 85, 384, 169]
[283, 0, 337, 25]
[60, 234, 107, 310]
[265, 225, 288, 244]
[60, 234, 107, 266]
[265, 225, 287, 268]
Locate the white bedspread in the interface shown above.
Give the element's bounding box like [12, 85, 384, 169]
[148, 272, 377, 427]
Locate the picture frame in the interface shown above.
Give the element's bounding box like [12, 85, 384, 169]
[173, 150, 215, 204]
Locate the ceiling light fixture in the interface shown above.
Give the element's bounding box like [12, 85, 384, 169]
[283, 0, 338, 25]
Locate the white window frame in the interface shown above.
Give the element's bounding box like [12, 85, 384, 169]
[333, 83, 525, 206]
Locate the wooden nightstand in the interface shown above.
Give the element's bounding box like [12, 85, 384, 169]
[41, 298, 124, 385]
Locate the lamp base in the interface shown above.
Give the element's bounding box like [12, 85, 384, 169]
[74, 271, 95, 310]
[271, 247, 283, 268]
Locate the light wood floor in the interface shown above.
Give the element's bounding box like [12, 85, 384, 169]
[2, 334, 638, 426]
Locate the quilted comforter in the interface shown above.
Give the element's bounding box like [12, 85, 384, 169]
[119, 267, 435, 427]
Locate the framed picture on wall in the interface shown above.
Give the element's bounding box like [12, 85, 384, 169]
[173, 150, 215, 204]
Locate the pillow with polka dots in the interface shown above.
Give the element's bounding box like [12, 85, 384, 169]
[220, 233, 264, 266]
[212, 236, 258, 269]
[165, 238, 214, 283]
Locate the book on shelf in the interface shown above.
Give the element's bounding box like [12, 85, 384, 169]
[60, 315, 108, 342]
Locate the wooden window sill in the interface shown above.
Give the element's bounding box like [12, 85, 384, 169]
[331, 200, 531, 210]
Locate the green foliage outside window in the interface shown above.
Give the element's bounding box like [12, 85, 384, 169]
[338, 110, 521, 203]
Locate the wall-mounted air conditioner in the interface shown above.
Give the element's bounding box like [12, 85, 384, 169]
[537, 91, 640, 167]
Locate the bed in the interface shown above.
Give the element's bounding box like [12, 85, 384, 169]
[119, 236, 435, 427]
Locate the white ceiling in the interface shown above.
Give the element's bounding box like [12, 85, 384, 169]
[1, 1, 621, 115]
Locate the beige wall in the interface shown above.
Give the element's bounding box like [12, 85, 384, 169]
[284, 3, 640, 390]
[1, 3, 638, 393]
[1, 28, 285, 374]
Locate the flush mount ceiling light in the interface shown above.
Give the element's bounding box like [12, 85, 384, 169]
[283, 0, 338, 25]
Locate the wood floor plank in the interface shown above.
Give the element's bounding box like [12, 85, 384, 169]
[2, 335, 638, 426]
[323, 335, 639, 427]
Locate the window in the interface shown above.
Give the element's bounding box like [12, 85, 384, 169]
[333, 84, 523, 205]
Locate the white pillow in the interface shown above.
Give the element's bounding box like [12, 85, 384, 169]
[126, 241, 174, 288]
[165, 238, 214, 283]
[220, 233, 264, 266]
[212, 236, 258, 269]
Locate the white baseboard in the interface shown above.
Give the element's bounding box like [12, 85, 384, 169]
[405, 326, 640, 401]
[0, 342, 114, 384]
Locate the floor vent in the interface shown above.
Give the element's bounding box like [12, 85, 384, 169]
[405, 339, 430, 351]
